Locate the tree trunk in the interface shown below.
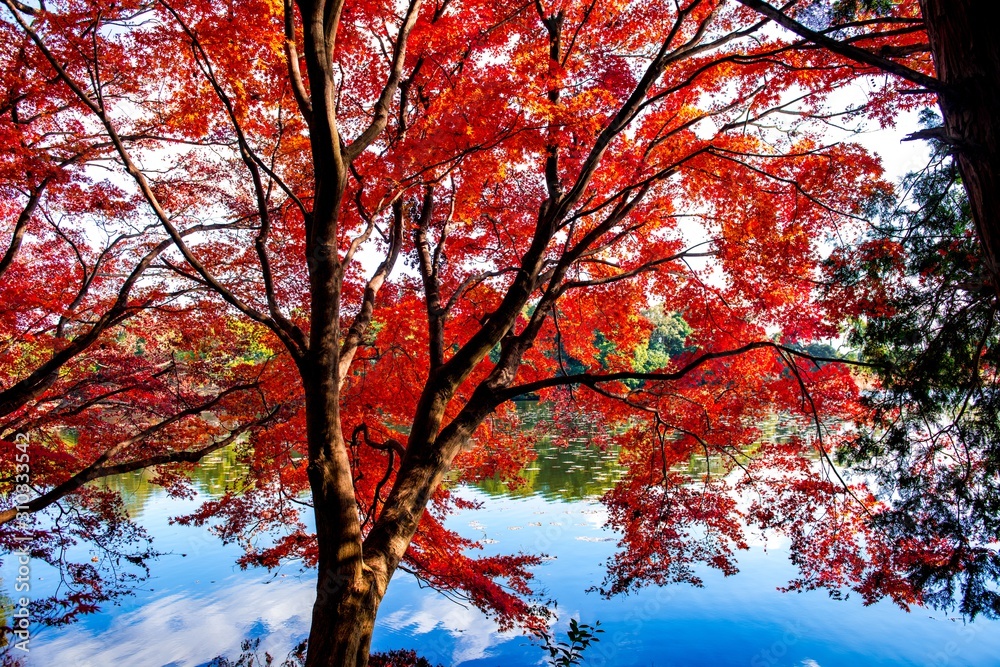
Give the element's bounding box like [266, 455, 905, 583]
[920, 0, 1000, 296]
[302, 353, 384, 667]
[304, 563, 383, 667]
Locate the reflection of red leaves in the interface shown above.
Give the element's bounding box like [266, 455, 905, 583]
[603, 473, 748, 595]
[0, 487, 158, 628]
[452, 406, 539, 487]
[406, 509, 547, 632]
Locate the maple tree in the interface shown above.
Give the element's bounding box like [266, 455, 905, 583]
[1, 0, 989, 666]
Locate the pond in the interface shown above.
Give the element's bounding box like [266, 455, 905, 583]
[3, 411, 1000, 666]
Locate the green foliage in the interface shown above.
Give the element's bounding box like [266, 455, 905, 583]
[779, 340, 840, 364]
[539, 618, 603, 667]
[798, 0, 894, 33]
[592, 332, 617, 369]
[838, 118, 1000, 618]
[633, 308, 692, 373]
[831, 0, 894, 21]
[227, 319, 277, 365]
[545, 307, 690, 377]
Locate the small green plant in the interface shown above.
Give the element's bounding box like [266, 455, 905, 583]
[539, 618, 603, 666]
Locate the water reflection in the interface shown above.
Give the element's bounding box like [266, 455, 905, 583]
[474, 406, 810, 501]
[475, 434, 623, 502]
[5, 407, 1000, 666]
[381, 596, 521, 665]
[97, 446, 250, 519]
[31, 574, 313, 667]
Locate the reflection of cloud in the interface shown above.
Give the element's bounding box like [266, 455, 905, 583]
[577, 504, 607, 526]
[33, 575, 312, 667]
[743, 531, 792, 549]
[382, 595, 515, 665]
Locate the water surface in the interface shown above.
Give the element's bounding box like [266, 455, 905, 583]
[4, 421, 999, 666]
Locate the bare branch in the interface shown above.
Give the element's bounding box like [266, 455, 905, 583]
[284, 0, 313, 124]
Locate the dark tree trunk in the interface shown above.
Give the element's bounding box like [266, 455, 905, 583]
[304, 561, 382, 667]
[302, 368, 387, 667]
[920, 0, 1000, 296]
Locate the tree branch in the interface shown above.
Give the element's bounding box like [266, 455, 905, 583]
[0, 178, 49, 279]
[343, 0, 422, 162]
[498, 341, 877, 401]
[0, 405, 279, 526]
[734, 0, 946, 94]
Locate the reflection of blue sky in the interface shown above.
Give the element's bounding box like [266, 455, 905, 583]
[10, 484, 1000, 666]
[381, 596, 525, 666]
[31, 575, 312, 667]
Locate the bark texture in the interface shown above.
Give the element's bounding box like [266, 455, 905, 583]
[304, 559, 382, 667]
